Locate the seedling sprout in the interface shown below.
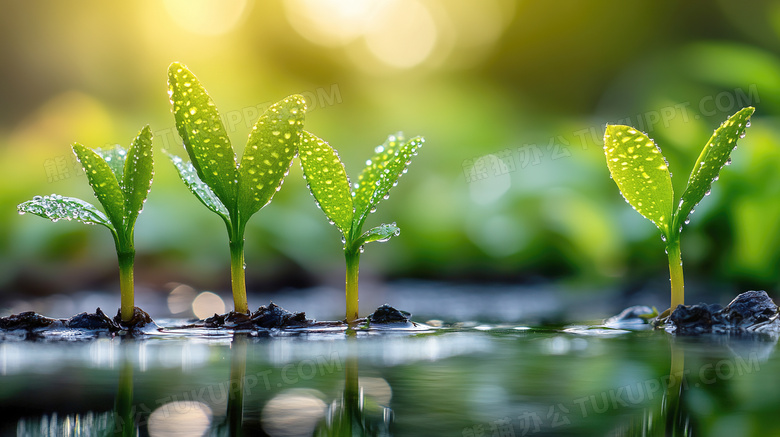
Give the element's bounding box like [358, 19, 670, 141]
[17, 126, 154, 322]
[603, 107, 754, 311]
[166, 62, 304, 314]
[299, 131, 423, 324]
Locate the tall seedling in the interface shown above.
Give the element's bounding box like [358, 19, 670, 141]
[18, 127, 154, 322]
[603, 107, 754, 311]
[166, 63, 304, 314]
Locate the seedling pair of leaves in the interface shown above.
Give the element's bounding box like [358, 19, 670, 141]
[166, 62, 304, 315]
[603, 107, 754, 311]
[17, 127, 154, 322]
[300, 132, 424, 323]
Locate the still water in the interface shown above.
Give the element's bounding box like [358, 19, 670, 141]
[1, 319, 778, 437]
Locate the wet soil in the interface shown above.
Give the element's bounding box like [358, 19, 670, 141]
[668, 290, 779, 334]
[0, 302, 424, 338]
[0, 306, 154, 334]
[607, 290, 780, 335]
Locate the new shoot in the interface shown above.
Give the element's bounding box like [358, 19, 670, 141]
[299, 131, 424, 324]
[18, 126, 154, 323]
[166, 62, 304, 314]
[603, 107, 754, 311]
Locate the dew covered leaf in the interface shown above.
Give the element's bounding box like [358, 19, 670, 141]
[299, 131, 353, 234]
[73, 143, 125, 230]
[122, 125, 154, 228]
[164, 149, 229, 220]
[93, 145, 127, 181]
[352, 133, 424, 234]
[238, 95, 305, 223]
[604, 126, 674, 236]
[18, 194, 113, 229]
[356, 222, 400, 246]
[675, 107, 754, 229]
[168, 62, 238, 212]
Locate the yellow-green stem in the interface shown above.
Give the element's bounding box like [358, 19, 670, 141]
[229, 239, 249, 314]
[345, 249, 360, 325]
[667, 240, 684, 311]
[118, 251, 135, 323]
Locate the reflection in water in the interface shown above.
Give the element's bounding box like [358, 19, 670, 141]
[626, 341, 691, 437]
[314, 354, 394, 436]
[259, 347, 395, 436]
[10, 328, 779, 436]
[114, 360, 135, 437]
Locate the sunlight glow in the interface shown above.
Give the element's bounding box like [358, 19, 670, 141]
[164, 0, 248, 35]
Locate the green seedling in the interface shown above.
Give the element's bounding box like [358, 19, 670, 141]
[299, 131, 424, 324]
[166, 62, 304, 314]
[603, 107, 754, 311]
[17, 126, 154, 323]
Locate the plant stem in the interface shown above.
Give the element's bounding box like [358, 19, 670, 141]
[118, 250, 135, 323]
[345, 248, 361, 325]
[229, 238, 249, 314]
[666, 240, 684, 311]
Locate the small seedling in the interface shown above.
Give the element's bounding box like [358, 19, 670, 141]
[166, 62, 304, 314]
[603, 107, 754, 311]
[299, 131, 424, 324]
[17, 126, 154, 323]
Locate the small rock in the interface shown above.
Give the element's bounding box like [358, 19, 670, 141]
[670, 304, 720, 334]
[721, 290, 777, 328]
[604, 305, 655, 327]
[368, 304, 411, 324]
[0, 311, 56, 330]
[67, 308, 119, 331]
[251, 302, 309, 329]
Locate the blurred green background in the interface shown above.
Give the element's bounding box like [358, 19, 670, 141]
[2, 0, 780, 311]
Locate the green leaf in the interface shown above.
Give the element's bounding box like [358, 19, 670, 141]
[93, 145, 127, 181]
[603, 126, 674, 236]
[356, 222, 400, 246]
[299, 131, 353, 234]
[18, 194, 113, 229]
[168, 62, 238, 211]
[122, 125, 154, 229]
[164, 149, 229, 219]
[73, 143, 126, 230]
[238, 95, 305, 222]
[351, 133, 424, 235]
[675, 107, 755, 229]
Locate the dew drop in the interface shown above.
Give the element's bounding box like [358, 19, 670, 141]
[746, 121, 751, 128]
